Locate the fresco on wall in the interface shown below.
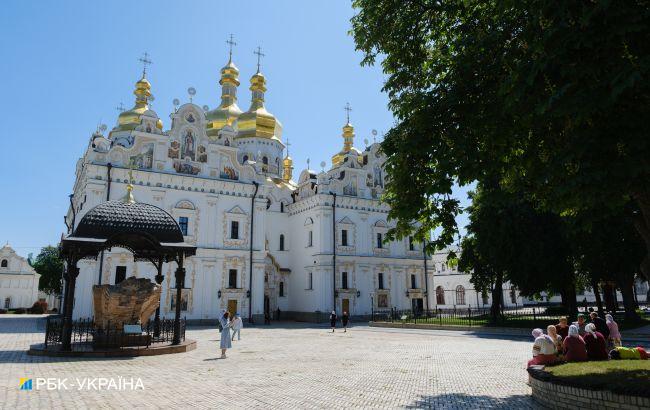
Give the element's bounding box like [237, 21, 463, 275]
[168, 140, 180, 159]
[130, 143, 154, 169]
[343, 178, 358, 196]
[219, 156, 239, 180]
[173, 159, 200, 175]
[197, 145, 208, 163]
[373, 165, 383, 188]
[181, 130, 195, 161]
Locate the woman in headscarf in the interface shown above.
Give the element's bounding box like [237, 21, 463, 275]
[547, 325, 563, 359]
[218, 310, 232, 358]
[605, 314, 622, 349]
[555, 317, 569, 340]
[330, 310, 337, 333]
[527, 328, 557, 367]
[562, 325, 588, 362]
[583, 323, 608, 361]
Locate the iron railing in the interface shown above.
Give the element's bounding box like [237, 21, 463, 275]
[44, 316, 186, 350]
[371, 306, 631, 328]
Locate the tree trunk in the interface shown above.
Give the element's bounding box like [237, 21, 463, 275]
[619, 275, 641, 322]
[590, 277, 604, 314]
[490, 272, 503, 324]
[560, 277, 578, 321]
[633, 191, 650, 282]
[602, 281, 618, 312]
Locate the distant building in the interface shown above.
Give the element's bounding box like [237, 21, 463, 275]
[0, 244, 41, 309]
[431, 248, 648, 309]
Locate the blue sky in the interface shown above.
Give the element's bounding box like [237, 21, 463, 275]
[0, 0, 470, 257]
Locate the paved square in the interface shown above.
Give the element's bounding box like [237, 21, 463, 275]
[0, 316, 536, 409]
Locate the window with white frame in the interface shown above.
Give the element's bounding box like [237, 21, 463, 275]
[308, 230, 313, 247]
[307, 272, 313, 290]
[230, 221, 239, 239]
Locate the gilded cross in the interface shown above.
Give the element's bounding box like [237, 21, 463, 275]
[116, 102, 125, 113]
[226, 34, 236, 61]
[344, 102, 352, 124]
[138, 52, 153, 77]
[285, 138, 291, 156]
[254, 46, 265, 72]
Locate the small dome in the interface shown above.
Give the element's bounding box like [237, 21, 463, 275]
[74, 201, 184, 244]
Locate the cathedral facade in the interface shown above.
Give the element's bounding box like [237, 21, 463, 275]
[66, 56, 429, 322]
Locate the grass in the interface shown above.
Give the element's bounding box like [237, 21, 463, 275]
[544, 361, 650, 398]
[386, 315, 650, 331]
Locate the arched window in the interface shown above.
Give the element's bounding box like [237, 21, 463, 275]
[0, 259, 7, 268]
[279, 234, 285, 251]
[262, 156, 268, 165]
[436, 286, 445, 305]
[455, 285, 466, 305]
[510, 288, 517, 304]
[243, 155, 249, 163]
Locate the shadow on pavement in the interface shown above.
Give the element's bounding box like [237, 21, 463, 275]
[407, 393, 539, 409]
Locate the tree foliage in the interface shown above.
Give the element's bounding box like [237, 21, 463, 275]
[350, 0, 650, 276]
[32, 246, 63, 295]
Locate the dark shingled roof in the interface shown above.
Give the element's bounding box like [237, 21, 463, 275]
[73, 200, 184, 244]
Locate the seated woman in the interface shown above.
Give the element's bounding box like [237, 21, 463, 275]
[527, 328, 557, 367]
[583, 323, 608, 361]
[555, 317, 569, 340]
[563, 325, 588, 362]
[605, 314, 622, 350]
[547, 325, 563, 359]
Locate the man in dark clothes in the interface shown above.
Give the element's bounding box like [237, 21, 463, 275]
[590, 311, 610, 339]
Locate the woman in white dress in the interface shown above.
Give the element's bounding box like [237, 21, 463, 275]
[218, 310, 232, 358]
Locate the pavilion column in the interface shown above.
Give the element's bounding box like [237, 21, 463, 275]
[61, 260, 80, 351]
[172, 254, 185, 345]
[153, 259, 164, 338]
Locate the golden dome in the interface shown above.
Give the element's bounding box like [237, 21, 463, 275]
[331, 122, 359, 167]
[282, 155, 294, 182]
[112, 76, 162, 133]
[206, 59, 243, 137]
[236, 71, 282, 141]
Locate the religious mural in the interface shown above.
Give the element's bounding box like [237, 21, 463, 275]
[197, 145, 208, 163]
[173, 158, 200, 175]
[168, 140, 180, 159]
[181, 130, 195, 161]
[373, 165, 383, 188]
[343, 178, 358, 196]
[130, 143, 154, 169]
[219, 155, 239, 180]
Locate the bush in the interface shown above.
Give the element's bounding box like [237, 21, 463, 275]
[0, 309, 6, 314]
[30, 301, 48, 314]
[14, 308, 26, 314]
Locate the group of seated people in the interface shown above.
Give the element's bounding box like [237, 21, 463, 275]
[527, 311, 648, 367]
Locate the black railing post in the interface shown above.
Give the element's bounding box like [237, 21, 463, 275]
[533, 307, 537, 322]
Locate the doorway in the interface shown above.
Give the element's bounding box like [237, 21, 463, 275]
[411, 298, 423, 313]
[227, 299, 238, 317]
[342, 298, 350, 315]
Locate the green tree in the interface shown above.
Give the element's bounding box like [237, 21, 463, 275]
[32, 246, 63, 295]
[351, 0, 650, 278]
[571, 205, 645, 321]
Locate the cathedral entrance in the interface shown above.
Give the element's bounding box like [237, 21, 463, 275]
[342, 298, 350, 315]
[228, 299, 238, 317]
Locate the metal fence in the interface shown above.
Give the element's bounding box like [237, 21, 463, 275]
[44, 316, 186, 350]
[371, 306, 632, 328]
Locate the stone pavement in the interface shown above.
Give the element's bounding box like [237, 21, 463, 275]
[0, 316, 537, 409]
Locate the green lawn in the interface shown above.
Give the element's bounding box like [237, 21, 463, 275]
[382, 316, 650, 331]
[545, 361, 650, 398]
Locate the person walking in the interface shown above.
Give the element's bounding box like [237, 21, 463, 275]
[231, 312, 243, 341]
[330, 310, 337, 332]
[342, 311, 349, 332]
[218, 310, 232, 358]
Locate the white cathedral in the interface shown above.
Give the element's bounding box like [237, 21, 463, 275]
[66, 54, 429, 322]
